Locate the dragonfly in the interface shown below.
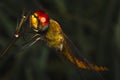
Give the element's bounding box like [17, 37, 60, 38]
[0, 9, 108, 79]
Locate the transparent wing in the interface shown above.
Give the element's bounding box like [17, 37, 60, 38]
[59, 33, 108, 80]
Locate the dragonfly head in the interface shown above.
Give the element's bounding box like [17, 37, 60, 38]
[30, 10, 50, 32]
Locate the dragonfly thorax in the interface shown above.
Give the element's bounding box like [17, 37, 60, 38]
[45, 19, 64, 51]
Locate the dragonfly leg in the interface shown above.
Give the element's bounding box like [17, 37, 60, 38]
[0, 12, 28, 57]
[20, 34, 42, 51]
[15, 13, 28, 38]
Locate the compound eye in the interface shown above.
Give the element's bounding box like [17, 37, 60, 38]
[30, 10, 50, 32]
[40, 17, 46, 23]
[36, 10, 49, 31]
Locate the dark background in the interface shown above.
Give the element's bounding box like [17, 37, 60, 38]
[0, 0, 120, 80]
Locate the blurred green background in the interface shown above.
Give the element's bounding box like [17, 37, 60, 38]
[0, 0, 119, 80]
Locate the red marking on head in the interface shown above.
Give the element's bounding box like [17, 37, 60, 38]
[35, 10, 49, 26]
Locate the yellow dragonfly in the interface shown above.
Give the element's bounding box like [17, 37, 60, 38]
[0, 10, 108, 79]
[30, 10, 108, 71]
